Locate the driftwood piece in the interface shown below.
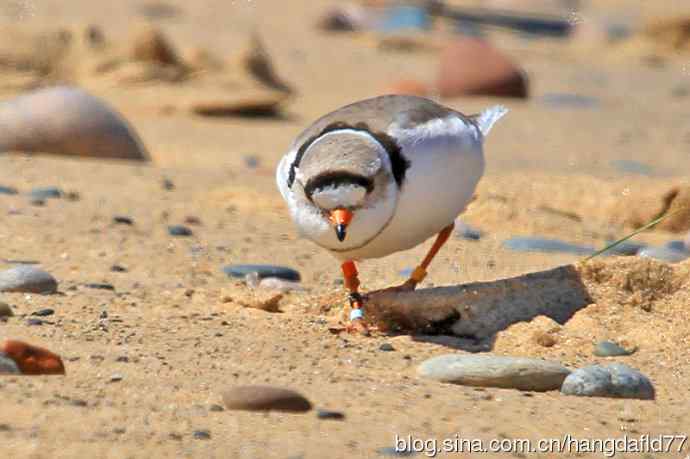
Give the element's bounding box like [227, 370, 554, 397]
[364, 265, 592, 339]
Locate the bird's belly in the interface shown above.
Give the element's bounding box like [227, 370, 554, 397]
[333, 138, 484, 260]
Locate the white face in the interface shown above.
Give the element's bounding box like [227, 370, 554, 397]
[311, 183, 367, 210]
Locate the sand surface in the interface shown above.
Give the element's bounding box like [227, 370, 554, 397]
[1, 1, 690, 458]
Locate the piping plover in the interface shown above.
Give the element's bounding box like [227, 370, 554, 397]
[277, 95, 507, 331]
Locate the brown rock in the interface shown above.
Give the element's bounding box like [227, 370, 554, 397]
[436, 37, 528, 98]
[644, 16, 690, 53]
[384, 79, 430, 97]
[235, 33, 293, 94]
[2, 340, 65, 375]
[129, 24, 181, 66]
[222, 385, 312, 412]
[0, 86, 150, 161]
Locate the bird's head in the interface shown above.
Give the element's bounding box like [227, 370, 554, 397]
[290, 129, 400, 251]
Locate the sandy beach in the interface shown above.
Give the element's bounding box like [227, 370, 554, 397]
[0, 1, 689, 458]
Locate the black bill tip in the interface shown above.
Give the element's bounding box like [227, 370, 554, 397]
[335, 224, 347, 242]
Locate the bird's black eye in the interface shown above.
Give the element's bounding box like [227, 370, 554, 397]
[303, 172, 373, 198]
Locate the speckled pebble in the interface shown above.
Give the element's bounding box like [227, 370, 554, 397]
[593, 340, 636, 357]
[223, 264, 301, 282]
[0, 266, 58, 294]
[222, 385, 312, 412]
[560, 363, 654, 400]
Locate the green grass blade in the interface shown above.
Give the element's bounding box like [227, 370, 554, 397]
[583, 207, 687, 262]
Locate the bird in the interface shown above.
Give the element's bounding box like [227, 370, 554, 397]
[276, 95, 507, 332]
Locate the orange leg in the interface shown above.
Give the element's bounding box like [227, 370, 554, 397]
[401, 222, 455, 290]
[341, 260, 368, 333]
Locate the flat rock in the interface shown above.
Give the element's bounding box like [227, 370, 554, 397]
[417, 354, 570, 391]
[638, 246, 689, 263]
[502, 236, 594, 255]
[223, 264, 301, 282]
[437, 37, 528, 98]
[222, 385, 312, 412]
[0, 266, 58, 293]
[0, 353, 20, 374]
[168, 225, 193, 236]
[561, 363, 654, 400]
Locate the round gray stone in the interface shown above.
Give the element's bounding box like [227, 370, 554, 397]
[417, 354, 571, 392]
[0, 353, 20, 374]
[560, 363, 655, 400]
[0, 266, 58, 294]
[222, 264, 301, 282]
[222, 385, 312, 412]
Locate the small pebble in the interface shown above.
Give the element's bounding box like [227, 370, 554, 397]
[110, 265, 128, 272]
[110, 373, 124, 382]
[605, 240, 647, 256]
[29, 186, 62, 200]
[31, 308, 54, 317]
[379, 343, 395, 352]
[168, 225, 193, 237]
[593, 340, 636, 357]
[192, 430, 211, 440]
[316, 409, 345, 420]
[208, 404, 224, 412]
[85, 283, 116, 291]
[0, 266, 58, 294]
[454, 221, 482, 240]
[377, 446, 418, 457]
[113, 216, 134, 225]
[502, 237, 595, 256]
[0, 186, 18, 195]
[540, 93, 599, 109]
[561, 363, 654, 400]
[30, 198, 45, 206]
[223, 264, 301, 282]
[26, 318, 44, 326]
[184, 215, 202, 225]
[610, 159, 654, 176]
[243, 155, 260, 169]
[0, 354, 20, 374]
[638, 246, 689, 263]
[0, 302, 14, 318]
[162, 178, 175, 190]
[222, 385, 312, 412]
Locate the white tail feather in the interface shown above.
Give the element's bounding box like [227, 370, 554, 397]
[475, 105, 508, 137]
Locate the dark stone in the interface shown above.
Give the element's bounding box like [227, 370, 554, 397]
[377, 446, 418, 457]
[31, 308, 54, 317]
[110, 265, 128, 272]
[0, 302, 13, 318]
[113, 216, 134, 225]
[29, 186, 62, 199]
[192, 430, 211, 440]
[222, 385, 312, 412]
[454, 221, 482, 240]
[0, 186, 18, 195]
[316, 409, 345, 420]
[502, 237, 595, 255]
[222, 264, 301, 282]
[26, 318, 44, 326]
[84, 283, 116, 291]
[168, 225, 193, 236]
[162, 178, 175, 190]
[379, 343, 395, 352]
